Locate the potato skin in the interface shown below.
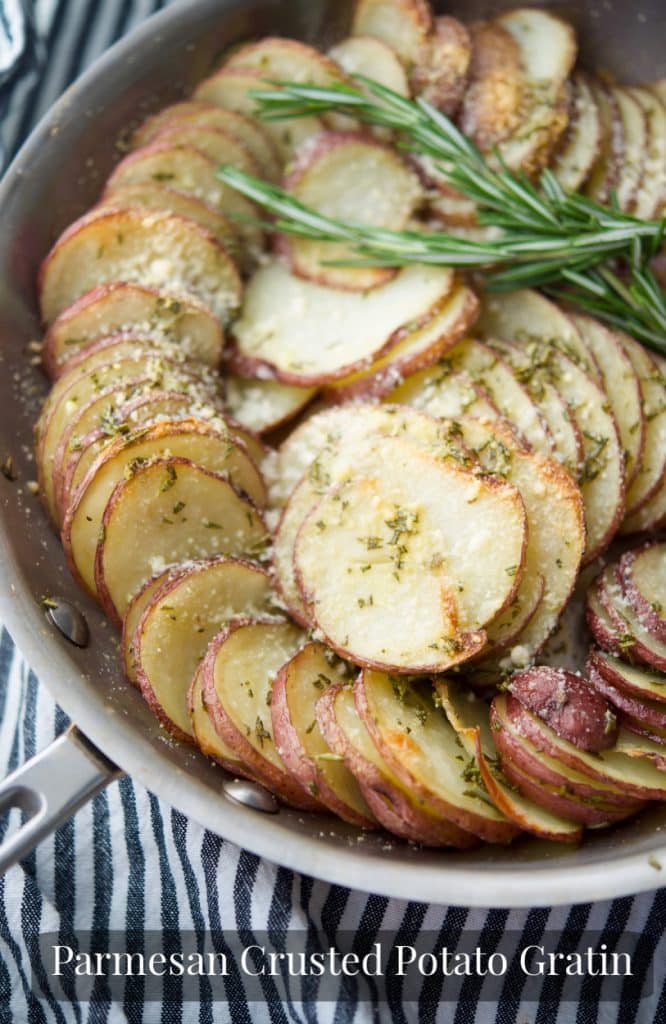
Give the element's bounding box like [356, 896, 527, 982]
[509, 666, 618, 751]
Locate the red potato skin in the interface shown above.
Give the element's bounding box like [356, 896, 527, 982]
[499, 694, 666, 801]
[620, 714, 666, 751]
[323, 287, 479, 403]
[489, 703, 642, 807]
[586, 658, 666, 731]
[353, 674, 519, 843]
[498, 755, 642, 827]
[199, 618, 324, 812]
[473, 732, 583, 843]
[315, 684, 478, 848]
[585, 581, 624, 654]
[121, 565, 188, 686]
[586, 648, 666, 705]
[187, 666, 259, 782]
[275, 233, 395, 294]
[270, 650, 377, 827]
[597, 566, 666, 673]
[509, 665, 618, 751]
[619, 544, 666, 644]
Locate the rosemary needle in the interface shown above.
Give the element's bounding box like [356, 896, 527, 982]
[216, 77, 666, 354]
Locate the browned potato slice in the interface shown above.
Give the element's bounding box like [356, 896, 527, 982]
[616, 334, 666, 525]
[460, 21, 524, 151]
[351, 0, 433, 65]
[410, 16, 471, 115]
[585, 80, 624, 205]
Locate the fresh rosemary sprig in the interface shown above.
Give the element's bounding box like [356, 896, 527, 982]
[216, 77, 666, 353]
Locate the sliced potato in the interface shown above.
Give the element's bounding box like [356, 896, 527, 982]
[329, 35, 409, 100]
[316, 683, 478, 847]
[189, 665, 256, 778]
[355, 671, 518, 842]
[104, 144, 262, 254]
[619, 543, 666, 643]
[551, 73, 602, 193]
[96, 183, 241, 263]
[585, 80, 623, 205]
[42, 282, 224, 378]
[611, 87, 648, 212]
[122, 565, 184, 685]
[324, 284, 478, 400]
[134, 557, 273, 739]
[596, 564, 666, 673]
[62, 419, 266, 596]
[621, 477, 666, 535]
[496, 693, 666, 800]
[95, 457, 267, 622]
[351, 0, 433, 65]
[225, 376, 316, 435]
[295, 436, 527, 671]
[409, 16, 471, 114]
[629, 86, 666, 219]
[443, 338, 552, 455]
[459, 20, 524, 151]
[270, 642, 376, 825]
[132, 102, 281, 182]
[509, 665, 618, 752]
[587, 659, 666, 734]
[454, 416, 584, 664]
[150, 124, 261, 178]
[38, 208, 242, 325]
[231, 260, 455, 385]
[435, 682, 582, 842]
[587, 649, 666, 705]
[282, 132, 421, 291]
[615, 333, 666, 524]
[570, 315, 644, 487]
[200, 617, 318, 809]
[389, 364, 500, 421]
[193, 68, 324, 161]
[496, 8, 576, 86]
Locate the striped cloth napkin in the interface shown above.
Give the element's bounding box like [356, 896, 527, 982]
[0, 2, 664, 1020]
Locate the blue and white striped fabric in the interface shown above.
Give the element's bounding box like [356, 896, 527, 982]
[0, 3, 665, 1020]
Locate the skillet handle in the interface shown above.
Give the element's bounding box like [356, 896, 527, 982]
[0, 726, 120, 873]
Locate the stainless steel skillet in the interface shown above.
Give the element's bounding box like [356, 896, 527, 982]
[0, 0, 664, 907]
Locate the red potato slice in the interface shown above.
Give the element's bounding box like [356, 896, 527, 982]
[62, 418, 267, 597]
[596, 565, 666, 673]
[316, 683, 478, 847]
[615, 332, 666, 523]
[629, 86, 666, 219]
[569, 315, 645, 488]
[95, 457, 267, 623]
[133, 558, 273, 741]
[389, 365, 501, 421]
[442, 338, 552, 455]
[149, 124, 261, 178]
[551, 73, 602, 193]
[96, 184, 242, 265]
[42, 283, 224, 378]
[294, 437, 527, 672]
[587, 658, 666, 734]
[587, 649, 666, 706]
[281, 132, 422, 291]
[329, 36, 409, 101]
[271, 406, 474, 625]
[231, 260, 456, 385]
[122, 565, 186, 685]
[323, 284, 478, 401]
[497, 693, 666, 800]
[508, 666, 618, 751]
[351, 0, 433, 65]
[132, 102, 281, 182]
[484, 333, 624, 564]
[192, 69, 324, 162]
[619, 543, 666, 643]
[585, 80, 624, 205]
[585, 578, 629, 655]
[611, 87, 648, 212]
[621, 477, 666, 535]
[104, 144, 263, 254]
[188, 664, 257, 779]
[355, 670, 518, 843]
[200, 617, 320, 810]
[271, 643, 377, 825]
[616, 724, 666, 764]
[459, 21, 524, 152]
[409, 16, 471, 115]
[454, 417, 584, 666]
[38, 208, 242, 326]
[225, 376, 316, 435]
[54, 332, 218, 385]
[496, 8, 576, 87]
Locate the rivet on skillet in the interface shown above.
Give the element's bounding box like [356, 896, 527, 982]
[223, 779, 279, 814]
[44, 599, 90, 648]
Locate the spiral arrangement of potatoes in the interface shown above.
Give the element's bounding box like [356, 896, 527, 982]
[33, 0, 666, 848]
